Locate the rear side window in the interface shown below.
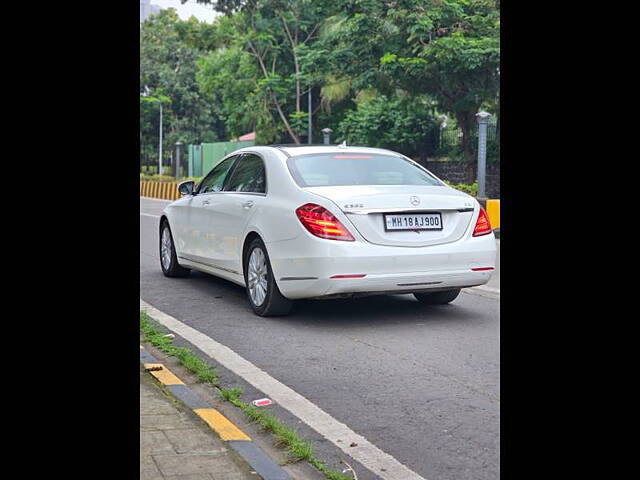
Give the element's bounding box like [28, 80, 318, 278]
[223, 154, 266, 193]
[286, 153, 442, 187]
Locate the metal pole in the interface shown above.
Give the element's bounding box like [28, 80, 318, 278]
[476, 111, 491, 199]
[175, 142, 182, 180]
[159, 102, 163, 175]
[308, 88, 312, 144]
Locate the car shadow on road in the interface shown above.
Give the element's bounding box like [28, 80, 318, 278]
[288, 295, 481, 327]
[181, 271, 486, 329]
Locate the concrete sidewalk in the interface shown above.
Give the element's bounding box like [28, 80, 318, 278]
[140, 369, 256, 480]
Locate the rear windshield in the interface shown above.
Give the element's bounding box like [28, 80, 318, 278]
[286, 153, 443, 187]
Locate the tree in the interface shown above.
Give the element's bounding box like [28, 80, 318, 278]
[379, 0, 500, 179]
[140, 9, 226, 166]
[309, 0, 499, 178]
[336, 94, 439, 159]
[171, 0, 500, 167]
[193, 0, 338, 144]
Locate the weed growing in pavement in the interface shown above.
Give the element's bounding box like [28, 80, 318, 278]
[140, 311, 219, 385]
[219, 387, 243, 403]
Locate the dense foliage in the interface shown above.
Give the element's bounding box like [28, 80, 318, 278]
[140, 10, 226, 165]
[142, 0, 499, 173]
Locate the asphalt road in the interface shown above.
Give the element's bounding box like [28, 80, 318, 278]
[140, 197, 500, 480]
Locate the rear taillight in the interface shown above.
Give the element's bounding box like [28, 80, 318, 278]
[296, 203, 355, 241]
[472, 207, 492, 237]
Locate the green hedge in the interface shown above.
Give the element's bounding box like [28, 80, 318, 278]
[444, 180, 478, 197]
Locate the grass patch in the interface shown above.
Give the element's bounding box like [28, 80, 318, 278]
[140, 311, 219, 385]
[218, 387, 353, 480]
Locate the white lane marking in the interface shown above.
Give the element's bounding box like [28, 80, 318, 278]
[140, 299, 427, 480]
[140, 196, 172, 203]
[472, 285, 500, 294]
[140, 213, 160, 218]
[463, 287, 499, 300]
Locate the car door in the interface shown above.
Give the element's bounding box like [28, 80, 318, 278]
[207, 153, 267, 274]
[178, 154, 240, 261]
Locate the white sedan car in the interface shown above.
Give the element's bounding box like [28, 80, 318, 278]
[159, 145, 496, 316]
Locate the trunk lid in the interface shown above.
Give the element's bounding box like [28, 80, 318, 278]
[307, 185, 476, 247]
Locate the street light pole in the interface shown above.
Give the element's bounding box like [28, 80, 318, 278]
[308, 87, 312, 145]
[175, 141, 183, 180]
[159, 102, 163, 176]
[475, 111, 491, 199]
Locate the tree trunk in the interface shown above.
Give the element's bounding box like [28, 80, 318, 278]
[247, 40, 300, 144]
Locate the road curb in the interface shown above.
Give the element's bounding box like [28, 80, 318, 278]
[140, 345, 292, 480]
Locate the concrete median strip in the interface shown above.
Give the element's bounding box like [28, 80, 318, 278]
[140, 345, 292, 480]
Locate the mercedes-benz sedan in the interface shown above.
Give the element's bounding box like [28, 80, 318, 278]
[159, 145, 496, 316]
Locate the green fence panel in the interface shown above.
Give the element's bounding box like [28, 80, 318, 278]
[200, 140, 256, 175]
[189, 145, 202, 177]
[188, 141, 256, 177]
[201, 143, 228, 175]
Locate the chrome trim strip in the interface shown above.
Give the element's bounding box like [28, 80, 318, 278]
[396, 281, 443, 287]
[279, 276, 319, 281]
[178, 255, 240, 275]
[345, 207, 474, 215]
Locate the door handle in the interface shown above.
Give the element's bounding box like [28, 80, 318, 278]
[243, 200, 255, 209]
[202, 199, 211, 206]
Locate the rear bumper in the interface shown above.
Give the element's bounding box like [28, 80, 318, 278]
[266, 232, 497, 300]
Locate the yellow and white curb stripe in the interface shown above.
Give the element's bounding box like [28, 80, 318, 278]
[140, 181, 181, 201]
[140, 345, 290, 480]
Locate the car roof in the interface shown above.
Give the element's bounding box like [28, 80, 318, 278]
[274, 144, 404, 158]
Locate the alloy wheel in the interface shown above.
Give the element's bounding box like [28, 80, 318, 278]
[161, 226, 172, 271]
[247, 247, 268, 306]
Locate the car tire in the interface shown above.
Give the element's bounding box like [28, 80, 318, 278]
[413, 289, 461, 305]
[244, 238, 293, 317]
[160, 220, 191, 278]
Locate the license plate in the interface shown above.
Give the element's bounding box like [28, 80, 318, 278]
[384, 213, 443, 231]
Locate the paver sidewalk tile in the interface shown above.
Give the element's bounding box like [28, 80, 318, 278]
[141, 430, 175, 455]
[141, 394, 181, 415]
[153, 454, 246, 477]
[164, 428, 229, 454]
[140, 454, 164, 480]
[141, 413, 195, 431]
[164, 475, 213, 480]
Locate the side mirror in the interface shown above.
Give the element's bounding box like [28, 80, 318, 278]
[178, 180, 195, 196]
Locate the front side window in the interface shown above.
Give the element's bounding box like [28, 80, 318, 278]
[197, 155, 239, 194]
[223, 154, 266, 193]
[287, 153, 442, 187]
